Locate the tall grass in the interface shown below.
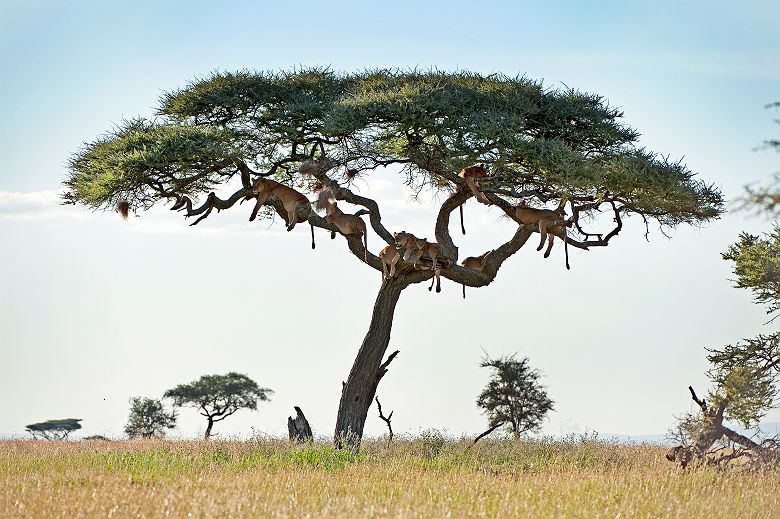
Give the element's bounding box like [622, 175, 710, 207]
[2, 436, 778, 518]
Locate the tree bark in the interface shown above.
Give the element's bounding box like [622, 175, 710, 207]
[473, 422, 504, 444]
[288, 406, 314, 442]
[334, 279, 404, 449]
[204, 418, 213, 440]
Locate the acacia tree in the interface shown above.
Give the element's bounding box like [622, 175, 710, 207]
[26, 418, 82, 440]
[124, 397, 177, 439]
[63, 69, 723, 449]
[164, 372, 272, 439]
[475, 354, 553, 442]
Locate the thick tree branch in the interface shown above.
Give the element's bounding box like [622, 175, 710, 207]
[442, 226, 535, 288]
[262, 194, 384, 272]
[377, 350, 400, 380]
[435, 190, 470, 262]
[473, 422, 505, 444]
[301, 159, 395, 246]
[722, 426, 760, 449]
[689, 385, 708, 413]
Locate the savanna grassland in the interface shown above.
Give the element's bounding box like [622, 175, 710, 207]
[2, 436, 778, 518]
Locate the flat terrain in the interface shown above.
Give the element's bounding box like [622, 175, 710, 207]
[2, 437, 778, 518]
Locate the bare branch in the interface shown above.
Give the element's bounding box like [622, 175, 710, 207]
[256, 191, 385, 273]
[377, 350, 400, 380]
[375, 396, 394, 442]
[473, 422, 505, 444]
[168, 188, 250, 226]
[689, 385, 708, 412]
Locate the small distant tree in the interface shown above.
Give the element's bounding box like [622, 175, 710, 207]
[124, 397, 177, 439]
[475, 354, 554, 442]
[26, 418, 82, 440]
[164, 372, 273, 439]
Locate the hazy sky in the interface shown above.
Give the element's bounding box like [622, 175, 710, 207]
[1, 0, 779, 440]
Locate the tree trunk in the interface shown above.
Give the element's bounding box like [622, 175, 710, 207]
[204, 418, 213, 440]
[334, 280, 404, 450]
[288, 406, 314, 442]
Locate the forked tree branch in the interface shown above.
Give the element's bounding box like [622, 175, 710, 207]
[159, 156, 624, 284]
[377, 350, 400, 380]
[169, 188, 250, 226]
[301, 159, 395, 246]
[375, 396, 394, 441]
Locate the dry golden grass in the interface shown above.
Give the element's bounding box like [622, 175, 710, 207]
[2, 435, 778, 518]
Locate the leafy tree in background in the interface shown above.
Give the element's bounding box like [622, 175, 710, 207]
[475, 354, 554, 443]
[124, 397, 177, 439]
[26, 418, 82, 440]
[63, 69, 723, 449]
[741, 102, 780, 216]
[164, 372, 272, 439]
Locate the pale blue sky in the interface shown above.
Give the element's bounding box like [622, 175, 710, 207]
[1, 1, 778, 439]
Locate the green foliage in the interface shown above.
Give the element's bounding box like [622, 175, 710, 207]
[124, 397, 177, 439]
[65, 68, 722, 231]
[64, 119, 240, 210]
[722, 228, 780, 317]
[477, 354, 554, 437]
[26, 418, 82, 440]
[164, 373, 272, 437]
[706, 333, 780, 428]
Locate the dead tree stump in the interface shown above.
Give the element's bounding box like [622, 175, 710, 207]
[288, 406, 313, 443]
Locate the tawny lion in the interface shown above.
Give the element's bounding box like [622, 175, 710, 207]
[393, 231, 442, 292]
[378, 244, 401, 280]
[458, 163, 491, 234]
[249, 177, 315, 249]
[317, 188, 368, 262]
[460, 250, 492, 299]
[513, 201, 570, 269]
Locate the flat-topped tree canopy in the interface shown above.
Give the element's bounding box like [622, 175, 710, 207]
[65, 69, 722, 239]
[26, 418, 82, 440]
[64, 68, 724, 449]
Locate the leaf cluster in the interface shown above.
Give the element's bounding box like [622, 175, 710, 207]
[476, 354, 554, 437]
[705, 333, 780, 428]
[722, 227, 780, 317]
[64, 119, 240, 210]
